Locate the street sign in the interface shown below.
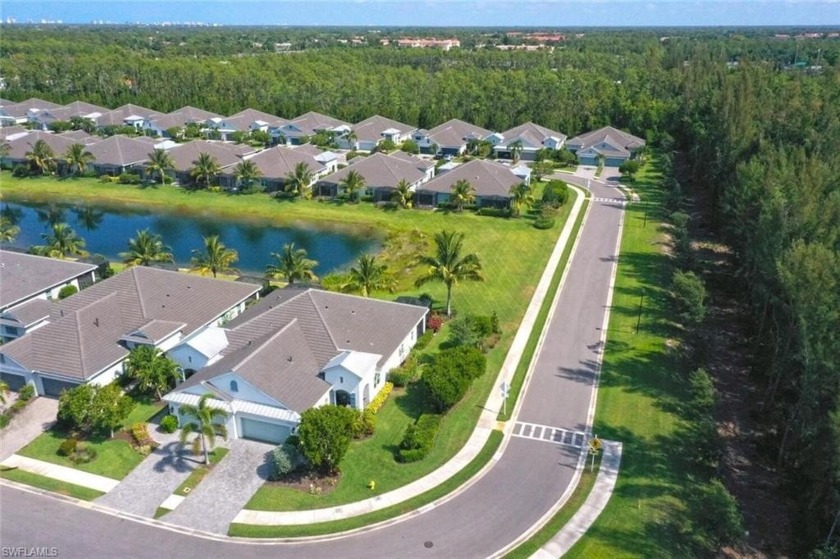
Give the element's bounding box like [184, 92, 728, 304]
[500, 381, 509, 416]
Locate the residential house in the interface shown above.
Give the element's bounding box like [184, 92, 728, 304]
[208, 108, 288, 141]
[29, 101, 110, 130]
[340, 115, 416, 151]
[142, 106, 223, 138]
[58, 130, 100, 145]
[1, 131, 79, 171]
[0, 266, 259, 397]
[219, 146, 327, 191]
[314, 152, 433, 200]
[0, 98, 63, 127]
[415, 159, 530, 208]
[164, 287, 428, 444]
[0, 125, 29, 142]
[290, 144, 341, 174]
[275, 111, 350, 145]
[566, 126, 646, 166]
[490, 122, 567, 161]
[412, 119, 494, 156]
[87, 135, 154, 176]
[96, 104, 164, 131]
[0, 250, 97, 346]
[164, 140, 252, 186]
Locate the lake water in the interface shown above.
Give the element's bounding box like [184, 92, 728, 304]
[1, 201, 379, 276]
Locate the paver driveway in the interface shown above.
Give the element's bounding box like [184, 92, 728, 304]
[0, 397, 58, 462]
[164, 439, 273, 534]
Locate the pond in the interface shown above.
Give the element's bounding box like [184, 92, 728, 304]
[1, 201, 380, 276]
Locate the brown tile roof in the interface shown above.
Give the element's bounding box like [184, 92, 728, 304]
[1, 298, 52, 328]
[0, 250, 97, 310]
[223, 108, 288, 131]
[497, 122, 567, 149]
[166, 140, 246, 172]
[222, 146, 324, 180]
[96, 104, 164, 127]
[428, 119, 493, 148]
[317, 152, 426, 190]
[418, 159, 522, 198]
[286, 111, 350, 136]
[352, 115, 415, 143]
[0, 98, 63, 119]
[149, 106, 222, 130]
[4, 131, 79, 160]
[566, 126, 645, 152]
[87, 135, 153, 167]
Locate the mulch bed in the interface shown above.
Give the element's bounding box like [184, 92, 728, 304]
[264, 470, 341, 495]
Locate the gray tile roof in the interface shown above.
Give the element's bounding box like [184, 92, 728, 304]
[4, 131, 80, 160]
[497, 122, 567, 149]
[35, 101, 110, 123]
[390, 150, 435, 171]
[352, 115, 415, 143]
[166, 140, 246, 172]
[149, 106, 222, 130]
[0, 250, 97, 310]
[418, 159, 522, 198]
[0, 98, 62, 119]
[223, 108, 288, 131]
[285, 112, 350, 136]
[566, 126, 645, 152]
[222, 146, 324, 180]
[0, 267, 259, 380]
[1, 298, 52, 328]
[0, 125, 29, 140]
[428, 119, 493, 148]
[87, 135, 153, 167]
[96, 104, 164, 127]
[316, 152, 426, 190]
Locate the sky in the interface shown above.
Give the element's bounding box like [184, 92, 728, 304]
[1, 1, 839, 27]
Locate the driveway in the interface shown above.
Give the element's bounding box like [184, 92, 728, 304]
[164, 439, 273, 534]
[95, 439, 202, 517]
[0, 397, 58, 462]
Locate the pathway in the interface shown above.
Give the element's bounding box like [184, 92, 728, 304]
[0, 397, 58, 461]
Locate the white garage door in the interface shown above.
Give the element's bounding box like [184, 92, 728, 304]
[240, 418, 290, 445]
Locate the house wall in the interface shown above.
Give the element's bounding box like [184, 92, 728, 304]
[86, 360, 126, 387]
[168, 344, 211, 373]
[209, 372, 285, 408]
[323, 366, 363, 409]
[379, 319, 422, 375]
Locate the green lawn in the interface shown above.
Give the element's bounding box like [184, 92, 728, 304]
[123, 394, 166, 426]
[175, 447, 229, 496]
[565, 156, 688, 557]
[0, 468, 105, 501]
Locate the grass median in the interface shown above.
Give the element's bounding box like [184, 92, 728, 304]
[0, 468, 105, 501]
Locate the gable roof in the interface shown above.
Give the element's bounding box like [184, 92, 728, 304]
[284, 111, 350, 136]
[148, 106, 222, 130]
[0, 98, 63, 119]
[0, 298, 52, 328]
[0, 250, 97, 310]
[427, 119, 493, 148]
[96, 104, 164, 127]
[316, 152, 426, 189]
[224, 108, 288, 131]
[390, 150, 435, 171]
[87, 135, 153, 167]
[0, 125, 30, 141]
[352, 115, 416, 143]
[0, 267, 259, 380]
[35, 101, 110, 123]
[4, 131, 79, 160]
[497, 122, 567, 149]
[567, 126, 645, 152]
[165, 140, 247, 172]
[418, 159, 522, 198]
[222, 146, 325, 180]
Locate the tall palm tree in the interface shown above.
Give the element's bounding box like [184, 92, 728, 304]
[120, 229, 174, 267]
[34, 223, 87, 259]
[415, 230, 483, 317]
[285, 162, 313, 199]
[509, 182, 535, 217]
[340, 170, 366, 202]
[69, 116, 96, 134]
[266, 242, 318, 285]
[63, 143, 95, 176]
[392, 179, 414, 209]
[0, 216, 20, 244]
[189, 152, 221, 189]
[190, 235, 238, 278]
[178, 393, 229, 465]
[146, 149, 175, 185]
[345, 129, 358, 150]
[233, 159, 262, 191]
[0, 380, 9, 405]
[124, 346, 181, 400]
[450, 179, 476, 212]
[344, 254, 395, 297]
[509, 140, 524, 163]
[25, 139, 56, 175]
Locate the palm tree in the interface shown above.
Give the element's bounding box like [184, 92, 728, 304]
[509, 182, 535, 217]
[415, 230, 483, 317]
[190, 235, 238, 278]
[0, 380, 8, 405]
[189, 152, 221, 189]
[344, 254, 395, 297]
[509, 140, 524, 163]
[450, 179, 476, 212]
[34, 223, 87, 259]
[340, 170, 366, 202]
[120, 229, 174, 267]
[0, 141, 11, 159]
[73, 206, 104, 231]
[285, 162, 313, 199]
[233, 159, 262, 191]
[63, 143, 95, 176]
[392, 179, 414, 209]
[69, 116, 96, 134]
[36, 205, 66, 227]
[344, 129, 358, 150]
[146, 149, 175, 185]
[25, 139, 56, 175]
[0, 216, 20, 244]
[265, 243, 318, 285]
[178, 393, 229, 465]
[124, 346, 181, 400]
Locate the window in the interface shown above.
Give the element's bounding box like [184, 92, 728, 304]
[188, 356, 192, 363]
[230, 380, 239, 392]
[374, 372, 381, 387]
[339, 376, 344, 384]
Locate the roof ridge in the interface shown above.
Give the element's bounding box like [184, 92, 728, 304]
[129, 267, 150, 318]
[234, 317, 298, 371]
[307, 290, 341, 351]
[70, 291, 119, 375]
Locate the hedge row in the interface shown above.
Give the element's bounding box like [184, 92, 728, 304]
[397, 414, 442, 463]
[422, 346, 487, 413]
[366, 382, 393, 415]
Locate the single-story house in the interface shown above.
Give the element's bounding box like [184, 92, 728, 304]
[415, 159, 531, 208]
[566, 126, 646, 166]
[87, 135, 154, 176]
[218, 146, 327, 191]
[0, 266, 259, 397]
[314, 152, 433, 200]
[163, 140, 252, 185]
[29, 101, 110, 131]
[339, 115, 416, 151]
[412, 119, 495, 156]
[206, 108, 288, 141]
[0, 250, 98, 345]
[1, 131, 79, 171]
[0, 98, 64, 127]
[275, 111, 351, 145]
[96, 104, 164, 131]
[142, 106, 223, 138]
[490, 122, 567, 161]
[163, 287, 428, 444]
[291, 144, 341, 174]
[0, 125, 30, 142]
[58, 130, 101, 145]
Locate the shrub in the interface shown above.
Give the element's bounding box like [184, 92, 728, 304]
[0, 414, 10, 429]
[159, 414, 179, 434]
[397, 414, 442, 463]
[18, 384, 35, 402]
[672, 269, 707, 326]
[426, 313, 443, 333]
[423, 346, 487, 412]
[360, 195, 374, 203]
[118, 172, 142, 185]
[57, 285, 78, 299]
[414, 330, 434, 351]
[687, 368, 716, 417]
[533, 216, 556, 230]
[298, 405, 357, 473]
[11, 165, 30, 178]
[542, 180, 570, 207]
[437, 346, 487, 380]
[448, 315, 494, 349]
[99, 175, 119, 183]
[390, 356, 421, 387]
[131, 422, 152, 445]
[476, 207, 511, 218]
[57, 438, 78, 457]
[352, 408, 376, 438]
[68, 444, 97, 465]
[366, 382, 393, 415]
[691, 479, 745, 549]
[269, 443, 305, 480]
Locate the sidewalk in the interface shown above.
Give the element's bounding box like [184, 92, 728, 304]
[234, 185, 589, 527]
[532, 441, 623, 558]
[1, 454, 119, 493]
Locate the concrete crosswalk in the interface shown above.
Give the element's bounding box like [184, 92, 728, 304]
[511, 422, 587, 449]
[593, 197, 626, 203]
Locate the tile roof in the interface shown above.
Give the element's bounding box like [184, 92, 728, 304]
[222, 146, 324, 180]
[316, 152, 426, 189]
[0, 98, 63, 119]
[427, 119, 493, 148]
[4, 131, 79, 160]
[223, 108, 288, 131]
[0, 250, 97, 310]
[0, 126, 29, 141]
[148, 106, 222, 130]
[87, 135, 153, 167]
[352, 115, 415, 143]
[0, 298, 52, 328]
[497, 122, 567, 149]
[166, 140, 247, 172]
[418, 159, 522, 198]
[96, 104, 164, 127]
[285, 111, 350, 136]
[35, 101, 110, 123]
[567, 126, 645, 152]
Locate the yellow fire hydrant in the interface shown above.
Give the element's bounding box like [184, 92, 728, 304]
[368, 480, 376, 490]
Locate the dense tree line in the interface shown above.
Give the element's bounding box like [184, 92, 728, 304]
[2, 26, 839, 554]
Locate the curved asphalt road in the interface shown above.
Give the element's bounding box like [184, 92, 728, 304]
[0, 176, 625, 559]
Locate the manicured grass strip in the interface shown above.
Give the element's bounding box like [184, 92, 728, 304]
[0, 467, 105, 501]
[228, 429, 503, 538]
[18, 428, 143, 480]
[154, 507, 169, 519]
[503, 456, 601, 559]
[498, 191, 590, 421]
[175, 447, 229, 496]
